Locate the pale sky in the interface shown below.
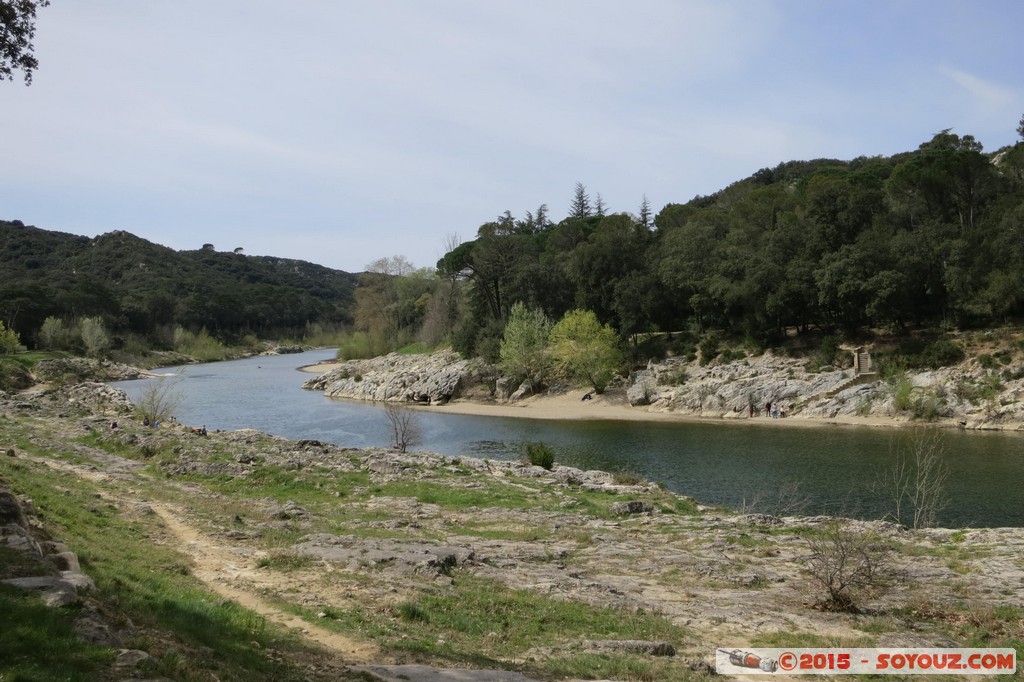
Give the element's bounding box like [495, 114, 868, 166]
[3, 1, 1022, 273]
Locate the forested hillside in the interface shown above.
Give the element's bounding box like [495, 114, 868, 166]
[438, 129, 1024, 360]
[0, 222, 357, 349]
[4, 127, 1024, 365]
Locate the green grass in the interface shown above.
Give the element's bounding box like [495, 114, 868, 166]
[0, 459, 352, 681]
[367, 479, 548, 511]
[383, 573, 687, 667]
[0, 585, 115, 681]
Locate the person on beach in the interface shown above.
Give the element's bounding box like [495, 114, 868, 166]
[764, 401, 771, 418]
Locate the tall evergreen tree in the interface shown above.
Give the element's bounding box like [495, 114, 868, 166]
[569, 182, 592, 220]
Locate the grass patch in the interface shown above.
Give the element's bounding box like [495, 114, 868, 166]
[0, 458, 351, 681]
[379, 572, 687, 668]
[0, 585, 115, 681]
[752, 630, 876, 648]
[368, 479, 549, 511]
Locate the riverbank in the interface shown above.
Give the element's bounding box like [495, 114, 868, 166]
[2, 382, 1022, 680]
[300, 359, 1024, 432]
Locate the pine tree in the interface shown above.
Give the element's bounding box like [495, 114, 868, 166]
[570, 182, 592, 220]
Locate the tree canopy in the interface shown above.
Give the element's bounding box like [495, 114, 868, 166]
[0, 0, 49, 84]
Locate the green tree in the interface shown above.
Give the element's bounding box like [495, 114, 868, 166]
[548, 309, 623, 394]
[569, 182, 592, 220]
[638, 194, 652, 230]
[499, 302, 551, 389]
[80, 316, 111, 358]
[0, 0, 50, 84]
[0, 320, 22, 353]
[38, 316, 69, 350]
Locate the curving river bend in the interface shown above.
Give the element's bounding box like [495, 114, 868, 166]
[111, 349, 1024, 528]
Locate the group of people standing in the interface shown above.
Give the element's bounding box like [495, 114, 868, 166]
[748, 400, 788, 418]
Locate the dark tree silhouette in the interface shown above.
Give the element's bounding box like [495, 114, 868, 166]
[1, 0, 50, 85]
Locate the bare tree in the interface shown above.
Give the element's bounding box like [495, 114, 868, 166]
[135, 373, 184, 425]
[874, 428, 950, 529]
[383, 402, 421, 453]
[804, 520, 900, 611]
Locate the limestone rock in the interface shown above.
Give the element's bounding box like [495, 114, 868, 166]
[1, 576, 81, 606]
[610, 500, 654, 516]
[304, 351, 472, 404]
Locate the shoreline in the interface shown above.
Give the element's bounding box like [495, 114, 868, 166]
[299, 361, 1011, 432]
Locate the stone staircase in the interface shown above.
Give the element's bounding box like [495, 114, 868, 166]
[819, 347, 878, 400]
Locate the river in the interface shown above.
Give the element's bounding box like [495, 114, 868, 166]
[110, 349, 1024, 528]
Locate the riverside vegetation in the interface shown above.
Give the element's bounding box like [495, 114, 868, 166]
[1, 363, 1023, 680]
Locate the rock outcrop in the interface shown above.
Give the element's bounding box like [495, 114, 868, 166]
[303, 351, 477, 404]
[33, 357, 147, 384]
[628, 352, 1024, 430]
[304, 349, 1024, 430]
[0, 488, 95, 606]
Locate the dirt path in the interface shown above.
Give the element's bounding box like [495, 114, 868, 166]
[149, 502, 382, 664]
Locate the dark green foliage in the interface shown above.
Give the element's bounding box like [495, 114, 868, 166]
[808, 335, 842, 371]
[0, 222, 356, 347]
[437, 135, 1024, 354]
[0, 0, 50, 85]
[919, 339, 966, 368]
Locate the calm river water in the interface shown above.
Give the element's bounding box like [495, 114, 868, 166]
[111, 349, 1024, 528]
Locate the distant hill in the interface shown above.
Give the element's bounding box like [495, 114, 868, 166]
[0, 220, 357, 346]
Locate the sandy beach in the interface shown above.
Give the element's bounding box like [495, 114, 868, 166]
[300, 361, 919, 430]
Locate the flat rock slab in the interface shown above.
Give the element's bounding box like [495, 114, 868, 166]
[351, 665, 541, 681]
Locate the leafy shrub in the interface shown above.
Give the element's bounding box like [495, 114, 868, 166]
[953, 372, 1003, 405]
[977, 353, 997, 370]
[524, 442, 555, 470]
[657, 367, 688, 386]
[911, 391, 944, 421]
[808, 335, 842, 371]
[0, 321, 23, 354]
[918, 340, 965, 368]
[336, 331, 374, 360]
[719, 347, 746, 364]
[887, 372, 914, 412]
[698, 335, 720, 366]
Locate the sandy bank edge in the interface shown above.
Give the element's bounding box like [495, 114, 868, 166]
[298, 361, 971, 431]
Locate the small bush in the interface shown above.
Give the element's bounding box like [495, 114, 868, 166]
[919, 340, 965, 368]
[804, 521, 900, 611]
[719, 347, 746, 364]
[911, 391, 943, 421]
[395, 601, 429, 622]
[977, 353, 997, 370]
[698, 335, 720, 366]
[524, 442, 555, 470]
[657, 367, 687, 386]
[887, 372, 914, 412]
[808, 335, 842, 372]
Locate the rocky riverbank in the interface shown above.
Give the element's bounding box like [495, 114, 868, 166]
[303, 350, 1024, 431]
[2, 379, 1023, 680]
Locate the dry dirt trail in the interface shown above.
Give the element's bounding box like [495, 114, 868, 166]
[147, 502, 383, 664]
